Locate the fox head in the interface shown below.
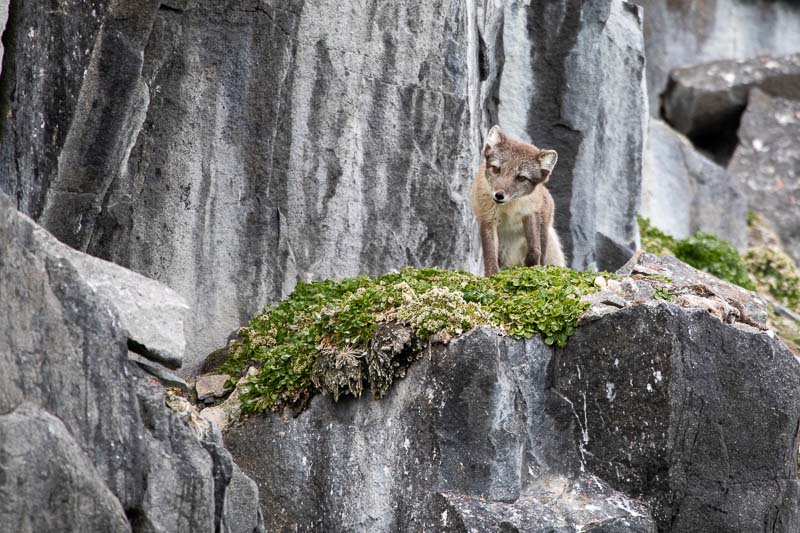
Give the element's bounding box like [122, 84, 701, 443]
[482, 125, 558, 204]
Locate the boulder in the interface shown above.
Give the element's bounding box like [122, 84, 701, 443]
[226, 327, 656, 532]
[729, 89, 800, 263]
[637, 0, 800, 115]
[30, 223, 190, 369]
[641, 119, 747, 249]
[1, 0, 646, 371]
[662, 53, 800, 139]
[0, 192, 262, 533]
[226, 253, 799, 532]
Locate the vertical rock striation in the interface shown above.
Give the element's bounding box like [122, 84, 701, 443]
[0, 0, 646, 371]
[0, 192, 263, 532]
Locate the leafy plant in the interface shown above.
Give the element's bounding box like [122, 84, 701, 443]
[638, 217, 754, 290]
[654, 285, 673, 302]
[222, 266, 609, 414]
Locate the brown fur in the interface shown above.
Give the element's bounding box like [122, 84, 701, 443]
[471, 126, 566, 276]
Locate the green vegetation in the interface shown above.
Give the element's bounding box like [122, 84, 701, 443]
[222, 266, 609, 413]
[745, 246, 800, 311]
[653, 285, 673, 302]
[638, 217, 755, 290]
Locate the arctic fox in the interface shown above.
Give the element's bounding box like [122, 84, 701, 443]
[471, 125, 566, 276]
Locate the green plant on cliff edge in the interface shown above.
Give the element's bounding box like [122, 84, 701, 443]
[221, 266, 609, 414]
[638, 217, 755, 290]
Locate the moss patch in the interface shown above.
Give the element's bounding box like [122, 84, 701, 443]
[745, 246, 800, 311]
[222, 266, 608, 414]
[639, 217, 754, 290]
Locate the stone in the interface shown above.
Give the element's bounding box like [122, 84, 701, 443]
[618, 251, 768, 326]
[0, 403, 130, 533]
[128, 351, 190, 391]
[637, 0, 800, 116]
[195, 373, 233, 402]
[198, 370, 255, 432]
[729, 89, 800, 263]
[641, 119, 747, 249]
[0, 192, 261, 532]
[18, 202, 189, 369]
[222, 464, 265, 533]
[1, 0, 647, 372]
[226, 327, 656, 532]
[554, 302, 800, 531]
[662, 53, 800, 139]
[227, 296, 800, 531]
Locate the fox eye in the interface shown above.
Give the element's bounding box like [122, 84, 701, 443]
[515, 174, 528, 182]
[489, 164, 500, 174]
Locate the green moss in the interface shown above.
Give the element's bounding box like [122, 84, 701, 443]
[745, 246, 800, 311]
[222, 266, 609, 414]
[654, 285, 673, 302]
[639, 217, 678, 257]
[638, 217, 755, 290]
[672, 233, 755, 290]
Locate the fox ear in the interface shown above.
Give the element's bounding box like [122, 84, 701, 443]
[538, 149, 558, 181]
[484, 125, 505, 152]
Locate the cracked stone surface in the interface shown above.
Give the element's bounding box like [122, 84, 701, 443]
[0, 191, 262, 533]
[0, 0, 646, 372]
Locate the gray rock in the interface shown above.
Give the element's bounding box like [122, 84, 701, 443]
[128, 351, 190, 391]
[554, 302, 800, 531]
[0, 0, 8, 78]
[618, 251, 767, 325]
[1, 0, 647, 372]
[196, 373, 232, 401]
[642, 119, 747, 249]
[637, 0, 800, 115]
[479, 0, 646, 271]
[32, 225, 190, 369]
[662, 53, 800, 138]
[0, 192, 261, 532]
[729, 89, 800, 263]
[226, 327, 654, 532]
[222, 464, 265, 533]
[227, 294, 800, 532]
[0, 403, 131, 533]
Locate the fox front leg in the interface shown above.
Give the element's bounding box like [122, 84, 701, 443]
[480, 223, 500, 276]
[523, 215, 543, 266]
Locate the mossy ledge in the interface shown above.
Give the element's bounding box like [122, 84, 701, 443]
[639, 216, 755, 290]
[221, 267, 609, 414]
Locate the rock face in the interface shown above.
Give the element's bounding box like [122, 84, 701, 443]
[226, 253, 800, 532]
[0, 192, 262, 533]
[729, 89, 800, 263]
[641, 119, 747, 248]
[637, 0, 800, 115]
[662, 53, 800, 139]
[0, 0, 646, 372]
[227, 328, 655, 532]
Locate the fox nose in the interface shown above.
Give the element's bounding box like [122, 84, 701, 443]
[494, 191, 505, 202]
